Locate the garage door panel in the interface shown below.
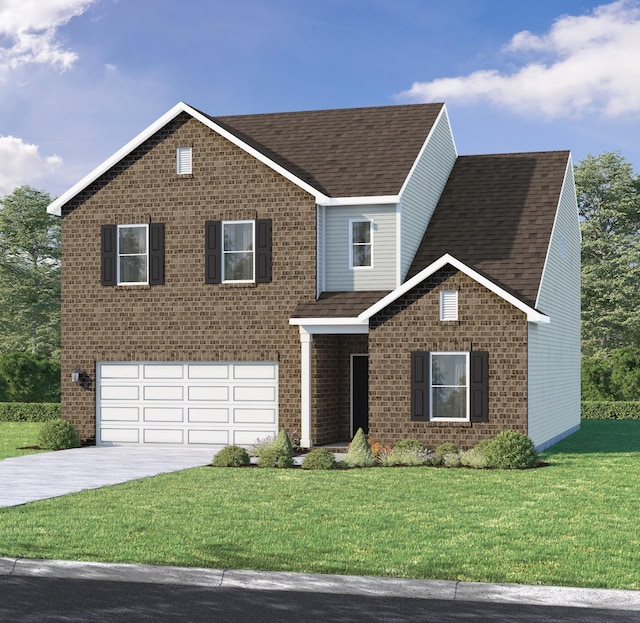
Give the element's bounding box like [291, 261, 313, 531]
[234, 408, 276, 423]
[97, 362, 277, 446]
[101, 386, 139, 401]
[101, 407, 139, 422]
[188, 408, 229, 423]
[144, 364, 184, 379]
[143, 386, 183, 401]
[188, 365, 229, 380]
[144, 407, 184, 422]
[188, 386, 229, 401]
[188, 429, 229, 445]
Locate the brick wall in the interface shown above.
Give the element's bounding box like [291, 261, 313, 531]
[368, 267, 529, 449]
[60, 113, 317, 442]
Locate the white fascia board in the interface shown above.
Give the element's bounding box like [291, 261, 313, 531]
[358, 253, 550, 324]
[47, 101, 335, 216]
[290, 317, 369, 335]
[318, 195, 399, 207]
[289, 317, 368, 326]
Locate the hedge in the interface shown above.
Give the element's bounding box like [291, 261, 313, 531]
[582, 401, 640, 420]
[0, 403, 61, 422]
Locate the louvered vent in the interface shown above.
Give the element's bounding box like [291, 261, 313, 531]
[176, 147, 192, 174]
[440, 290, 458, 321]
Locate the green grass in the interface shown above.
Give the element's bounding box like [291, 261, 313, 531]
[0, 422, 48, 459]
[0, 420, 639, 589]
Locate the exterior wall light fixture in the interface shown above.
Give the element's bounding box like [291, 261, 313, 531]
[71, 368, 80, 383]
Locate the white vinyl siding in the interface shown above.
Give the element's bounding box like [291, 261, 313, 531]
[97, 362, 278, 446]
[324, 204, 396, 291]
[528, 160, 581, 450]
[398, 107, 457, 282]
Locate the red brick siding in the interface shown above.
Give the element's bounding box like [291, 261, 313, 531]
[60, 113, 316, 442]
[368, 267, 528, 449]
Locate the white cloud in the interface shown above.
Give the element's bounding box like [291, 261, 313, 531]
[0, 136, 62, 195]
[399, 0, 640, 118]
[0, 0, 97, 77]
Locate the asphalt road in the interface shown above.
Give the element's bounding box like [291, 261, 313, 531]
[1, 576, 639, 623]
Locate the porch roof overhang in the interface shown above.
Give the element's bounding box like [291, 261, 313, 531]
[289, 253, 550, 333]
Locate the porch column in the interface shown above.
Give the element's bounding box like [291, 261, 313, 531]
[299, 328, 313, 448]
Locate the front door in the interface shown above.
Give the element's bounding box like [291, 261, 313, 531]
[351, 354, 369, 435]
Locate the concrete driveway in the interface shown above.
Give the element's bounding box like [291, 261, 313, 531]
[0, 446, 215, 507]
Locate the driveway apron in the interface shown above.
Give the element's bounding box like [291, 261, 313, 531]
[0, 446, 214, 507]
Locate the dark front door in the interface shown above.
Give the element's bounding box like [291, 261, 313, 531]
[351, 355, 369, 435]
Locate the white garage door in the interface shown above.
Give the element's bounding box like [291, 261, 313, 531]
[96, 362, 278, 447]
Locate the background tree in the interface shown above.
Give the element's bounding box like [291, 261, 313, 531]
[0, 186, 60, 357]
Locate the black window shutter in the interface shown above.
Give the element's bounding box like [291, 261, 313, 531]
[101, 224, 117, 286]
[149, 223, 165, 285]
[255, 219, 272, 283]
[470, 351, 489, 422]
[205, 220, 221, 284]
[411, 351, 430, 421]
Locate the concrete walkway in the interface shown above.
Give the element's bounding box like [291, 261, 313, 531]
[0, 446, 215, 507]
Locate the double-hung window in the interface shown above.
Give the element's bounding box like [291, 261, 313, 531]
[350, 220, 372, 268]
[222, 221, 254, 282]
[118, 224, 148, 285]
[430, 352, 468, 420]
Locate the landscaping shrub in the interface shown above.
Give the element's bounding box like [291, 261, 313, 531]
[212, 445, 250, 467]
[581, 401, 640, 420]
[443, 453, 462, 468]
[0, 402, 60, 422]
[435, 442, 460, 460]
[301, 448, 336, 470]
[257, 429, 294, 468]
[459, 446, 489, 469]
[342, 428, 375, 467]
[393, 438, 424, 452]
[383, 448, 425, 466]
[0, 353, 60, 402]
[483, 430, 538, 469]
[37, 419, 80, 450]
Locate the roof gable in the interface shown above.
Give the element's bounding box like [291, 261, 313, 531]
[406, 151, 571, 308]
[48, 101, 444, 216]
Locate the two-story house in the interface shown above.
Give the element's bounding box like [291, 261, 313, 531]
[48, 101, 581, 451]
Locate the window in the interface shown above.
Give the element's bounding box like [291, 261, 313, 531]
[176, 147, 192, 174]
[101, 223, 164, 287]
[223, 221, 254, 282]
[350, 220, 372, 268]
[411, 351, 488, 423]
[430, 353, 468, 420]
[118, 224, 148, 284]
[440, 290, 458, 321]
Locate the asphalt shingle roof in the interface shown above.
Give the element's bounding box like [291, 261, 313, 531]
[204, 103, 444, 197]
[407, 151, 570, 308]
[291, 291, 392, 318]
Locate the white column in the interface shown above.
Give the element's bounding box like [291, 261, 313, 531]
[299, 328, 312, 448]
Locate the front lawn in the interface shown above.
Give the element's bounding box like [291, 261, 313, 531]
[0, 420, 639, 589]
[0, 422, 48, 460]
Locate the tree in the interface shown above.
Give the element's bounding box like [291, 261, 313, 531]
[574, 152, 640, 357]
[0, 186, 60, 357]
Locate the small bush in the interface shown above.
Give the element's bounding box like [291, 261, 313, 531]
[484, 430, 538, 469]
[301, 449, 336, 470]
[394, 438, 424, 452]
[443, 453, 462, 468]
[0, 403, 60, 422]
[251, 434, 275, 457]
[257, 429, 294, 468]
[343, 428, 375, 467]
[435, 442, 460, 459]
[212, 445, 250, 467]
[460, 446, 489, 469]
[37, 419, 80, 450]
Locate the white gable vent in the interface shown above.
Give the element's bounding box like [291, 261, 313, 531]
[176, 146, 192, 175]
[440, 290, 458, 321]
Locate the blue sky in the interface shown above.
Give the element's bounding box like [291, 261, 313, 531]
[2, 0, 640, 196]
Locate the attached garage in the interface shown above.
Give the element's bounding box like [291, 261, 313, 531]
[96, 362, 278, 446]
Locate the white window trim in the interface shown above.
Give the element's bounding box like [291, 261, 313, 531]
[176, 146, 192, 175]
[117, 224, 149, 286]
[429, 351, 469, 422]
[440, 290, 459, 321]
[349, 218, 373, 270]
[222, 220, 255, 283]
